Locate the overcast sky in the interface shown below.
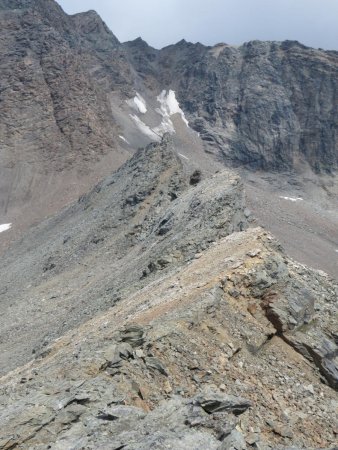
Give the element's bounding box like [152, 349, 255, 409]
[57, 0, 338, 50]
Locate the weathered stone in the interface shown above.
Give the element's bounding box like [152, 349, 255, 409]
[220, 429, 248, 449]
[194, 389, 252, 415]
[120, 325, 145, 348]
[145, 357, 168, 376]
[284, 331, 338, 390]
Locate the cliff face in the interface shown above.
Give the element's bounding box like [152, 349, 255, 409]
[126, 39, 338, 172]
[0, 0, 133, 240]
[0, 0, 127, 169]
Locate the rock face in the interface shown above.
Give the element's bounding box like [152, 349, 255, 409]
[126, 39, 338, 173]
[0, 0, 130, 170]
[0, 0, 132, 244]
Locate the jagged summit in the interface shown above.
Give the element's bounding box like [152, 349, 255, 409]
[128, 36, 150, 45]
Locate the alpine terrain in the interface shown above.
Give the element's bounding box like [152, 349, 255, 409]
[0, 1, 337, 449]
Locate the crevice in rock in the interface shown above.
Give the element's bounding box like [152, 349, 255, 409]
[261, 300, 338, 390]
[281, 334, 338, 390]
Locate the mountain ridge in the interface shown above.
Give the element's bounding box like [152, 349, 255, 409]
[0, 135, 337, 449]
[0, 2, 337, 448]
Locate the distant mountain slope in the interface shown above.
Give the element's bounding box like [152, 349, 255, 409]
[0, 0, 133, 245]
[125, 38, 338, 172]
[0, 0, 337, 277]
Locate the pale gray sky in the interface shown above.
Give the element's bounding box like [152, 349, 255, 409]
[57, 0, 338, 50]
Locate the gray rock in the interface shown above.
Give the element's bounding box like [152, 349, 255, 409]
[193, 390, 252, 415]
[120, 324, 145, 348]
[220, 430, 248, 450]
[145, 357, 168, 376]
[284, 331, 338, 390]
[97, 405, 146, 421]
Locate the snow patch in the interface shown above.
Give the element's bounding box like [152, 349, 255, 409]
[126, 93, 147, 114]
[134, 93, 147, 114]
[128, 90, 189, 142]
[279, 196, 303, 202]
[178, 153, 189, 160]
[153, 117, 175, 136]
[156, 90, 189, 127]
[130, 114, 160, 141]
[0, 223, 12, 233]
[118, 135, 130, 145]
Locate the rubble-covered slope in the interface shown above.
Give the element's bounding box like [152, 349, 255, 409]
[0, 137, 337, 450]
[0, 135, 247, 375]
[0, 228, 337, 449]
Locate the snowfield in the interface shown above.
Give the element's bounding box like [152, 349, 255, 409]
[152, 90, 189, 137]
[156, 90, 189, 127]
[118, 135, 130, 145]
[128, 90, 189, 140]
[178, 153, 189, 160]
[0, 223, 12, 233]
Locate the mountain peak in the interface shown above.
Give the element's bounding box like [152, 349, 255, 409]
[71, 8, 120, 47]
[0, 0, 64, 14]
[126, 36, 152, 48]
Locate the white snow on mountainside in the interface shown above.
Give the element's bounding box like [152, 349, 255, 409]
[126, 93, 147, 114]
[156, 90, 189, 127]
[126, 90, 189, 141]
[279, 196, 304, 202]
[129, 114, 160, 141]
[0, 224, 12, 233]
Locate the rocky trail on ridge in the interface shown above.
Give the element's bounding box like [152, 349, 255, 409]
[0, 136, 337, 450]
